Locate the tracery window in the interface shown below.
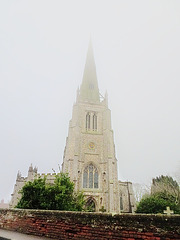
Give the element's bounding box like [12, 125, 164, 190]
[83, 164, 98, 189]
[86, 112, 90, 131]
[86, 112, 98, 131]
[93, 114, 97, 131]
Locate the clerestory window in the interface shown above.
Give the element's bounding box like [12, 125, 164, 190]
[83, 164, 98, 189]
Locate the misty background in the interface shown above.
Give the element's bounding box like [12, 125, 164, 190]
[0, 0, 180, 202]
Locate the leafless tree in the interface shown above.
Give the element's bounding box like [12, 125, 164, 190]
[133, 183, 150, 203]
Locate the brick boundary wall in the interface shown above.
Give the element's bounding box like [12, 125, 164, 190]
[0, 209, 180, 239]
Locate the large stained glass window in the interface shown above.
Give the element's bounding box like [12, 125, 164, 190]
[83, 164, 99, 189]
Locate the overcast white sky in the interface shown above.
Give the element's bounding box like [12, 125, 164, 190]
[0, 0, 180, 202]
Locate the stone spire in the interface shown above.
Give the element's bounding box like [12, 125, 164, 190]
[79, 40, 100, 103]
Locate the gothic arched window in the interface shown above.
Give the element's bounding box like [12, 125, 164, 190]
[83, 164, 98, 189]
[93, 114, 97, 131]
[86, 113, 90, 131]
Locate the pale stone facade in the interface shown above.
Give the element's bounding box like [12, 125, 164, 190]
[10, 165, 56, 208]
[62, 42, 135, 213]
[10, 42, 135, 213]
[0, 199, 9, 209]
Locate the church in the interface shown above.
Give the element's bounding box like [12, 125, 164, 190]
[10, 42, 135, 213]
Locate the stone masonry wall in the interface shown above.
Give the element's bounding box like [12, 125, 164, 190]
[0, 209, 179, 239]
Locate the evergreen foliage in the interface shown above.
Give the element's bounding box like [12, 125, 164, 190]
[136, 175, 180, 214]
[136, 193, 180, 214]
[153, 175, 179, 187]
[16, 173, 85, 211]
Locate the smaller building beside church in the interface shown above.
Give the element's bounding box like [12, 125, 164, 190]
[10, 42, 135, 213]
[0, 199, 9, 209]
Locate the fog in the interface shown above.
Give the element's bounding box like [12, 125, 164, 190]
[0, 0, 180, 202]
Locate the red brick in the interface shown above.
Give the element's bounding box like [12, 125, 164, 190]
[0, 209, 180, 240]
[145, 232, 154, 236]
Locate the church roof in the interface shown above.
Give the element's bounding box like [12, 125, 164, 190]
[79, 41, 100, 103]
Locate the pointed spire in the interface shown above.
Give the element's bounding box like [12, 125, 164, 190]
[79, 40, 100, 103]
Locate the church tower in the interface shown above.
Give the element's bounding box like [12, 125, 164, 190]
[62, 42, 120, 213]
[10, 42, 135, 212]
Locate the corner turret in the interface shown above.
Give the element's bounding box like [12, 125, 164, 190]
[16, 171, 22, 181]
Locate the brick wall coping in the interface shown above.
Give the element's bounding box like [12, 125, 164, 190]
[0, 208, 180, 239]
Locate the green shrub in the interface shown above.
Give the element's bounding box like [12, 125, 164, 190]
[16, 173, 85, 211]
[136, 194, 180, 214]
